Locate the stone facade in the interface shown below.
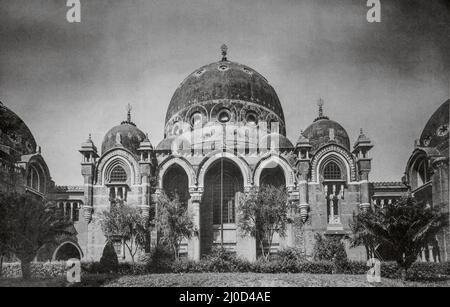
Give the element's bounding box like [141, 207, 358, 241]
[0, 52, 448, 264]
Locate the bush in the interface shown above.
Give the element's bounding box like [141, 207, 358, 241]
[1, 262, 66, 279]
[99, 242, 119, 274]
[201, 248, 251, 273]
[313, 234, 348, 263]
[276, 247, 307, 264]
[146, 245, 174, 273]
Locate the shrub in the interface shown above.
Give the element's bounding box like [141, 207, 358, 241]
[201, 248, 251, 273]
[146, 245, 174, 273]
[313, 234, 348, 263]
[99, 242, 119, 274]
[1, 262, 66, 279]
[277, 247, 307, 264]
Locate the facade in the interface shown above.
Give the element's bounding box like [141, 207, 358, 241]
[403, 100, 449, 262]
[0, 48, 447, 263]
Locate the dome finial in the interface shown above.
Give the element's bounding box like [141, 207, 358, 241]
[317, 98, 324, 117]
[121, 104, 136, 126]
[221, 44, 228, 61]
[126, 103, 132, 123]
[314, 97, 329, 122]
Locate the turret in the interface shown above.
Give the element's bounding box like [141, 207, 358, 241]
[79, 134, 98, 222]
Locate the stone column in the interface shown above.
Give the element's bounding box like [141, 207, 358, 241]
[187, 188, 202, 261]
[280, 189, 300, 249]
[359, 170, 371, 212]
[236, 186, 257, 262]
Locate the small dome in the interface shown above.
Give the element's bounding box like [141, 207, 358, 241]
[101, 105, 146, 156]
[419, 99, 449, 155]
[303, 101, 350, 152]
[0, 101, 37, 157]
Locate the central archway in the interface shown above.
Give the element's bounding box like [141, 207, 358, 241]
[201, 158, 244, 256]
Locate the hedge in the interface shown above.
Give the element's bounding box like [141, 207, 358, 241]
[1, 260, 449, 281]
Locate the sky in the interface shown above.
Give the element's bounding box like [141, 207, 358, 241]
[0, 0, 448, 185]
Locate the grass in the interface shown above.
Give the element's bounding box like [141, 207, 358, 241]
[1, 273, 450, 287]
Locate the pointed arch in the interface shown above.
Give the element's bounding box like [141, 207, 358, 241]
[253, 154, 296, 189]
[157, 156, 196, 189]
[197, 151, 252, 189]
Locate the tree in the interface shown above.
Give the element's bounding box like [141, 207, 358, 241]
[0, 193, 72, 280]
[98, 200, 149, 265]
[351, 196, 447, 280]
[99, 241, 119, 273]
[155, 192, 195, 260]
[238, 185, 291, 260]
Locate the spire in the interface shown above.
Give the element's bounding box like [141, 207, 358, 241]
[121, 103, 136, 126]
[314, 98, 329, 122]
[127, 103, 132, 122]
[221, 44, 228, 61]
[318, 98, 324, 117]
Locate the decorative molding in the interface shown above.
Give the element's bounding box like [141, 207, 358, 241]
[157, 156, 197, 189]
[253, 153, 296, 188]
[197, 151, 252, 188]
[96, 149, 139, 185]
[310, 144, 356, 182]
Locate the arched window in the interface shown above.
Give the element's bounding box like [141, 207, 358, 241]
[27, 166, 39, 191]
[110, 166, 127, 182]
[323, 161, 341, 180]
[322, 161, 345, 225]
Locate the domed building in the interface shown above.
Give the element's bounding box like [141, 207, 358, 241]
[0, 101, 85, 262]
[73, 47, 385, 261]
[0, 101, 52, 196]
[403, 99, 449, 262]
[3, 47, 448, 264]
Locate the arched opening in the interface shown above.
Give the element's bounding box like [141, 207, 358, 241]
[321, 160, 345, 225]
[162, 164, 190, 206]
[411, 157, 428, 188]
[260, 164, 286, 188]
[53, 242, 82, 261]
[27, 166, 39, 191]
[202, 159, 244, 255]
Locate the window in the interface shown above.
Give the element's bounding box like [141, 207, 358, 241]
[218, 109, 231, 123]
[110, 166, 127, 182]
[27, 166, 39, 191]
[190, 112, 203, 127]
[212, 173, 238, 224]
[246, 112, 258, 125]
[324, 162, 341, 180]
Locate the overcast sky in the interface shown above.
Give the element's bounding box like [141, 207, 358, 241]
[0, 0, 448, 185]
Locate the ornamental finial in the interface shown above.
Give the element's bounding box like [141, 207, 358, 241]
[221, 44, 228, 61]
[126, 103, 132, 123]
[360, 128, 364, 135]
[317, 98, 324, 118]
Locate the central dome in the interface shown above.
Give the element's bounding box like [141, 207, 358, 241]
[165, 53, 284, 125]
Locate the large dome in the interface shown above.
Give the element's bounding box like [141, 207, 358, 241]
[165, 51, 284, 126]
[419, 99, 449, 155]
[0, 101, 37, 157]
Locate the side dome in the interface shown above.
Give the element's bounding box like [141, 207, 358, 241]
[101, 106, 146, 156]
[0, 101, 37, 157]
[419, 99, 449, 155]
[303, 101, 350, 152]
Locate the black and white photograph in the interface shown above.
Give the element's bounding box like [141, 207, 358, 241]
[0, 0, 449, 292]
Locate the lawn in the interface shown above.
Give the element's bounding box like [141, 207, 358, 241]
[1, 273, 450, 287]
